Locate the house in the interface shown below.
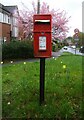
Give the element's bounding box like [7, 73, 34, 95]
[66, 36, 73, 46]
[0, 3, 19, 43]
[5, 5, 19, 39]
[0, 3, 11, 43]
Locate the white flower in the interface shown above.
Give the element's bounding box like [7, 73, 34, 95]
[45, 104, 47, 107]
[1, 61, 3, 64]
[7, 102, 11, 105]
[10, 61, 13, 63]
[24, 62, 26, 64]
[53, 57, 55, 59]
[63, 65, 66, 69]
[61, 61, 63, 64]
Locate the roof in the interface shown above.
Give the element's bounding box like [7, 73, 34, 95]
[0, 3, 11, 15]
[0, 3, 18, 15]
[4, 5, 18, 14]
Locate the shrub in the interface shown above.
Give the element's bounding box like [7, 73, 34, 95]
[52, 43, 59, 52]
[52, 44, 56, 52]
[2, 40, 34, 60]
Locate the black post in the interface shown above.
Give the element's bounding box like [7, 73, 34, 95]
[75, 42, 77, 55]
[37, 0, 45, 105]
[37, 0, 40, 14]
[75, 46, 76, 55]
[40, 58, 45, 105]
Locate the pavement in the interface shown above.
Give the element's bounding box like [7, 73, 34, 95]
[1, 51, 62, 66]
[1, 47, 84, 66]
[52, 50, 63, 57]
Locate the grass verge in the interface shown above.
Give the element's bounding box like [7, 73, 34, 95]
[2, 53, 83, 119]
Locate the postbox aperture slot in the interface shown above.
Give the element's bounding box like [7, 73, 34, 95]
[35, 20, 50, 23]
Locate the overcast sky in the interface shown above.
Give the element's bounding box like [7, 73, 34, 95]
[0, 0, 83, 36]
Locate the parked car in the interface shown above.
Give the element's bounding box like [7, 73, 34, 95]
[71, 45, 76, 49]
[79, 46, 84, 53]
[63, 46, 68, 50]
[62, 46, 70, 52]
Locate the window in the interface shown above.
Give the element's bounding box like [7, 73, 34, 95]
[4, 37, 7, 42]
[0, 37, 4, 44]
[0, 12, 3, 22]
[5, 14, 8, 23]
[8, 16, 10, 23]
[3, 14, 5, 22]
[3, 14, 9, 23]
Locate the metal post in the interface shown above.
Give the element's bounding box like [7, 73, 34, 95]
[75, 42, 77, 55]
[40, 58, 45, 104]
[75, 45, 76, 55]
[37, 0, 45, 105]
[37, 0, 40, 14]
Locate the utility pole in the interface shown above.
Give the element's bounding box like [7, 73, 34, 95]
[37, 0, 45, 105]
[37, 0, 40, 14]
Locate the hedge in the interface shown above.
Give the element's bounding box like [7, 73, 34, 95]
[2, 40, 34, 60]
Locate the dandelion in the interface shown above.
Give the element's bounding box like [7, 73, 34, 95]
[1, 61, 3, 64]
[23, 62, 26, 65]
[7, 102, 11, 105]
[35, 114, 38, 118]
[70, 88, 73, 90]
[10, 61, 13, 64]
[44, 104, 47, 107]
[63, 65, 66, 69]
[54, 93, 56, 96]
[55, 74, 56, 76]
[53, 57, 55, 59]
[61, 61, 63, 64]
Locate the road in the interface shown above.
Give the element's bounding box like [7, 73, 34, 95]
[60, 46, 84, 56]
[52, 46, 84, 58]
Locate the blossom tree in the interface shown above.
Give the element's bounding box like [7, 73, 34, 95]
[18, 1, 70, 40]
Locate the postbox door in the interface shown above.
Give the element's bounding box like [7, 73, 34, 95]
[34, 32, 52, 57]
[39, 36, 46, 50]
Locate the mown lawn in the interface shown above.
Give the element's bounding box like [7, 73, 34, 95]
[2, 53, 83, 119]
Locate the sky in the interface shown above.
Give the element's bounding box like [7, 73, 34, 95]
[0, 0, 83, 37]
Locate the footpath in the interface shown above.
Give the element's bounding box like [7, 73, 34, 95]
[1, 48, 84, 66]
[1, 51, 63, 66]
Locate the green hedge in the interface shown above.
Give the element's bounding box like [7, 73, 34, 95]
[52, 43, 63, 52]
[2, 40, 34, 60]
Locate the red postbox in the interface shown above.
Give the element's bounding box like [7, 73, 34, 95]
[33, 14, 52, 58]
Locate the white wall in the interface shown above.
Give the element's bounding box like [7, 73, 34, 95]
[11, 16, 18, 37]
[12, 26, 18, 37]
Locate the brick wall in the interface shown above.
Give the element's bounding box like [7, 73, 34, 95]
[0, 22, 11, 42]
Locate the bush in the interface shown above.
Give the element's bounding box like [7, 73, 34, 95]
[52, 44, 56, 52]
[52, 43, 61, 52]
[2, 40, 34, 60]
